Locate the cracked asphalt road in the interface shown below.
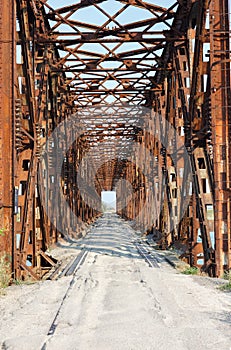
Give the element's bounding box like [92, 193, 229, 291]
[1, 214, 231, 350]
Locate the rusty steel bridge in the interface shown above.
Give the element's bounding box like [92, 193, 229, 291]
[0, 0, 231, 280]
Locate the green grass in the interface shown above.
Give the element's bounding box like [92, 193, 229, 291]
[182, 266, 199, 275]
[0, 254, 11, 289]
[219, 271, 231, 291]
[12, 276, 35, 286]
[219, 282, 231, 291]
[223, 270, 231, 281]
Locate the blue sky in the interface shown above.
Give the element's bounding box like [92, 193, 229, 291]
[47, 1, 176, 29]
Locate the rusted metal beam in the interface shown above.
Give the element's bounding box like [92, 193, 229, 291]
[209, 0, 231, 276]
[0, 0, 14, 272]
[0, 0, 230, 281]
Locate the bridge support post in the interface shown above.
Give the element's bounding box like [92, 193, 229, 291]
[210, 0, 231, 276]
[0, 0, 14, 275]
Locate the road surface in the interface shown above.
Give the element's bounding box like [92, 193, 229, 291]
[0, 214, 231, 350]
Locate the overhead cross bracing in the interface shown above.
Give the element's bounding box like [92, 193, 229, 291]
[0, 0, 230, 281]
[41, 0, 177, 106]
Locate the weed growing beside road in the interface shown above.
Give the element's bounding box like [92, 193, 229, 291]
[219, 271, 231, 291]
[0, 254, 11, 290]
[182, 266, 200, 275]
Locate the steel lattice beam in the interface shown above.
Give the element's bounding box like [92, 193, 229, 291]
[0, 0, 230, 280]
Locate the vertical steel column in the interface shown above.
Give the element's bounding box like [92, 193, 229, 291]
[210, 0, 231, 275]
[0, 0, 14, 268]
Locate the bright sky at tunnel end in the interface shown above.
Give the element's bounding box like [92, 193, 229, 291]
[101, 191, 116, 210]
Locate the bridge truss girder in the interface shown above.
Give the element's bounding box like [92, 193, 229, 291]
[0, 0, 230, 279]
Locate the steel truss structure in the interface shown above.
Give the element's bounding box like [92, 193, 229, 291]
[0, 0, 230, 279]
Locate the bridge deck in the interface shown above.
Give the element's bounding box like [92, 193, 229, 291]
[0, 214, 231, 349]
